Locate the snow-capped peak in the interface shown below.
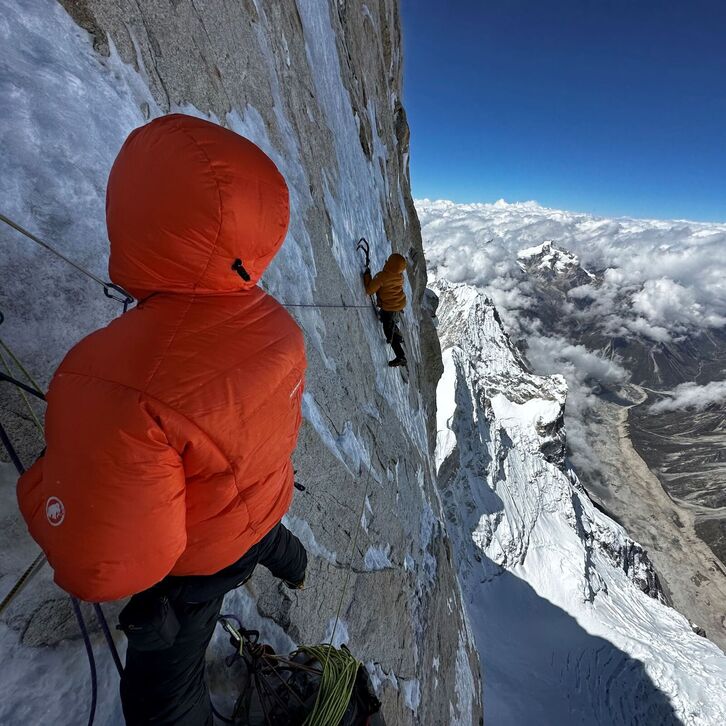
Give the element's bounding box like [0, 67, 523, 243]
[517, 240, 586, 274]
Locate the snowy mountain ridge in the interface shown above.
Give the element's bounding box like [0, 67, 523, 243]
[517, 239, 594, 280]
[419, 198, 726, 653]
[433, 278, 726, 724]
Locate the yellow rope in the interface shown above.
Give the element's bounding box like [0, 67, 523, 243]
[0, 339, 44, 434]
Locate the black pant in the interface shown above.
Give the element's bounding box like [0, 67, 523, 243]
[379, 310, 406, 360]
[120, 522, 307, 725]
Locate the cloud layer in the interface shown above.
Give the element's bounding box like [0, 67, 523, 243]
[649, 381, 726, 413]
[418, 199, 726, 345]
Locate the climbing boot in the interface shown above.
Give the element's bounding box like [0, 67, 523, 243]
[284, 577, 305, 590]
[388, 356, 407, 368]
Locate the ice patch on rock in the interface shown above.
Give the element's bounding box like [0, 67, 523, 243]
[282, 514, 337, 564]
[363, 545, 393, 571]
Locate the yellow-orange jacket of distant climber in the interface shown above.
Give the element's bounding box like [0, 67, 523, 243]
[363, 253, 407, 311]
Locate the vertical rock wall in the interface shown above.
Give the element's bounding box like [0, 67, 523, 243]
[0, 1, 481, 723]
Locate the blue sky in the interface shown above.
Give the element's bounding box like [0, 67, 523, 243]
[401, 1, 726, 222]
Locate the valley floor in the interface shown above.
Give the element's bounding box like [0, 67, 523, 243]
[628, 392, 726, 565]
[582, 385, 726, 653]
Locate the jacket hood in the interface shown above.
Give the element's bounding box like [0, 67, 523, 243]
[383, 253, 407, 273]
[107, 114, 289, 297]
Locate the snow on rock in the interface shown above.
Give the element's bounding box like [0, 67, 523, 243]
[283, 514, 338, 565]
[363, 545, 394, 571]
[434, 278, 726, 725]
[323, 617, 350, 649]
[401, 677, 421, 712]
[450, 631, 477, 725]
[0, 0, 157, 380]
[360, 495, 373, 533]
[365, 660, 399, 696]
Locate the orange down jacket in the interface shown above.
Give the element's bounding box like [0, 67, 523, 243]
[363, 253, 407, 311]
[17, 114, 306, 602]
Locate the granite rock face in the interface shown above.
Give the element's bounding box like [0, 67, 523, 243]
[0, 2, 480, 723]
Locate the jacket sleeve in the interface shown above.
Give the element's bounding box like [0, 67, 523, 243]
[17, 374, 187, 602]
[364, 271, 382, 296]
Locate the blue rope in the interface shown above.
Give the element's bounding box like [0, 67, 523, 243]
[93, 603, 123, 677]
[70, 597, 98, 726]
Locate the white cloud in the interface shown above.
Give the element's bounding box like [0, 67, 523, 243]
[523, 334, 629, 474]
[623, 316, 672, 344]
[419, 199, 726, 345]
[649, 381, 726, 413]
[631, 279, 726, 336]
[525, 335, 628, 386]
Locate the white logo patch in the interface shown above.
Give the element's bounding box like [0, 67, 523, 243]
[46, 496, 65, 527]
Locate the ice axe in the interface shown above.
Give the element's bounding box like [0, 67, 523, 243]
[356, 237, 371, 270]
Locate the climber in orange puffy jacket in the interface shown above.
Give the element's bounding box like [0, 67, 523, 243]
[17, 114, 308, 725]
[363, 253, 408, 367]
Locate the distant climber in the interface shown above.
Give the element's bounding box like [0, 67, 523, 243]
[17, 114, 308, 725]
[363, 252, 408, 367]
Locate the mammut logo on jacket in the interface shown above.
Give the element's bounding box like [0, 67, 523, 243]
[46, 496, 65, 526]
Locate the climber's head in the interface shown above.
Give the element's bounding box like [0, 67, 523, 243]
[106, 113, 289, 298]
[384, 253, 407, 273]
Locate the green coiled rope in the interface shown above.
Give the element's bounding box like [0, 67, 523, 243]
[297, 644, 360, 726]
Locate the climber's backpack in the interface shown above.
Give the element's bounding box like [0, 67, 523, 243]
[218, 621, 384, 725]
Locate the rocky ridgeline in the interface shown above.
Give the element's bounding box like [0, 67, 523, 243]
[434, 278, 664, 599]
